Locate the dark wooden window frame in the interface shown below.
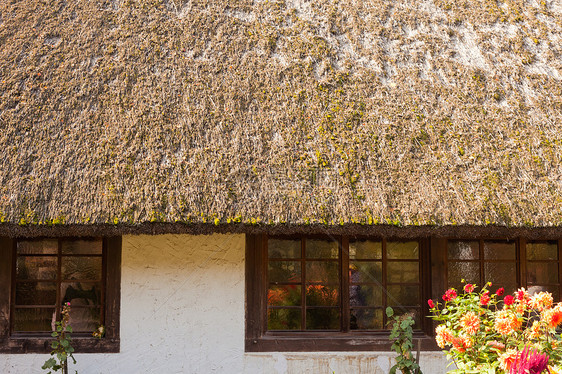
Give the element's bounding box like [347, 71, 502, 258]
[442, 238, 562, 299]
[0, 237, 121, 354]
[246, 234, 438, 352]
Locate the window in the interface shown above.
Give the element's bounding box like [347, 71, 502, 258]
[245, 235, 435, 352]
[446, 239, 562, 298]
[0, 237, 121, 353]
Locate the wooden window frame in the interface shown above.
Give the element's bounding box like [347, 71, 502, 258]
[0, 237, 121, 354]
[442, 238, 562, 299]
[245, 234, 438, 352]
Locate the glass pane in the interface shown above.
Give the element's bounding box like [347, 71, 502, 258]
[527, 262, 559, 284]
[484, 262, 517, 295]
[387, 262, 419, 283]
[61, 282, 101, 307]
[448, 241, 479, 260]
[350, 261, 382, 284]
[68, 307, 101, 332]
[306, 261, 339, 283]
[17, 240, 58, 255]
[388, 308, 421, 330]
[306, 239, 338, 259]
[306, 284, 339, 306]
[528, 285, 559, 300]
[268, 239, 301, 259]
[15, 282, 57, 305]
[350, 285, 382, 307]
[349, 240, 382, 260]
[13, 308, 55, 332]
[350, 308, 383, 330]
[61, 257, 102, 280]
[268, 285, 301, 306]
[16, 256, 57, 280]
[387, 285, 420, 306]
[387, 241, 419, 259]
[61, 240, 103, 255]
[306, 308, 339, 330]
[484, 241, 516, 260]
[448, 261, 480, 289]
[527, 242, 558, 261]
[268, 261, 301, 283]
[268, 308, 301, 330]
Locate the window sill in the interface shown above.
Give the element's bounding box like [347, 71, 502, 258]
[245, 333, 439, 352]
[0, 336, 119, 354]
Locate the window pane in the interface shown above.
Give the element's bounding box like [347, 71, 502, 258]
[61, 282, 101, 306]
[527, 262, 559, 284]
[13, 308, 55, 332]
[68, 307, 101, 332]
[268, 261, 301, 283]
[16, 256, 57, 280]
[484, 262, 517, 294]
[61, 240, 103, 255]
[17, 240, 58, 255]
[527, 242, 558, 261]
[448, 241, 479, 260]
[62, 257, 102, 280]
[483, 241, 516, 260]
[387, 285, 420, 306]
[387, 241, 419, 259]
[387, 262, 419, 283]
[306, 308, 339, 330]
[268, 285, 301, 306]
[306, 261, 339, 284]
[349, 240, 381, 260]
[350, 285, 382, 307]
[15, 282, 57, 305]
[350, 261, 382, 284]
[268, 308, 301, 330]
[448, 261, 479, 289]
[306, 239, 338, 259]
[306, 284, 339, 306]
[268, 239, 300, 259]
[350, 308, 383, 330]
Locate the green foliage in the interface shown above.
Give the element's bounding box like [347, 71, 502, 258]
[386, 307, 422, 374]
[42, 303, 77, 374]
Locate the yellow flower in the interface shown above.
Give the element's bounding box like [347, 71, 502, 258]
[529, 291, 553, 311]
[494, 310, 521, 335]
[460, 311, 480, 335]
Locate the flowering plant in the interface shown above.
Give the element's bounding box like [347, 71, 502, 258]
[428, 282, 562, 373]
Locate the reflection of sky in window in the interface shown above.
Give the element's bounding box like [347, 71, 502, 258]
[448, 241, 479, 260]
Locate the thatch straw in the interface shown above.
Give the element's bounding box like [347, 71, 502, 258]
[1, 0, 561, 231]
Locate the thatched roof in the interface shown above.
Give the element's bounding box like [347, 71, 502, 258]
[1, 0, 562, 235]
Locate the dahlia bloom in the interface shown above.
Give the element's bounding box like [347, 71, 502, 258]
[460, 311, 480, 335]
[494, 310, 521, 335]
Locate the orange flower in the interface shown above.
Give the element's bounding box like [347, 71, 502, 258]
[451, 334, 472, 353]
[541, 304, 562, 328]
[460, 311, 480, 335]
[526, 320, 542, 339]
[435, 325, 454, 348]
[494, 310, 521, 335]
[529, 291, 553, 311]
[499, 349, 519, 372]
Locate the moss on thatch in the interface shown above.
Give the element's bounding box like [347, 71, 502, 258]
[1, 0, 562, 229]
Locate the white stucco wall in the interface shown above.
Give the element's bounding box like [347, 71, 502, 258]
[1, 234, 448, 373]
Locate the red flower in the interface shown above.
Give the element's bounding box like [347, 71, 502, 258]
[504, 295, 515, 306]
[428, 299, 435, 308]
[464, 284, 475, 293]
[496, 288, 505, 296]
[443, 288, 458, 302]
[481, 291, 490, 306]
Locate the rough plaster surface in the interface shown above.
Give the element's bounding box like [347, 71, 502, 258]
[0, 234, 448, 373]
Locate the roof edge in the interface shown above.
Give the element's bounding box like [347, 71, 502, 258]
[1, 223, 561, 240]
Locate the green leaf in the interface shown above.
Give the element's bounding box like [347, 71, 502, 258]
[51, 341, 59, 349]
[42, 358, 56, 369]
[51, 331, 58, 337]
[61, 339, 69, 347]
[386, 307, 394, 317]
[66, 326, 73, 333]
